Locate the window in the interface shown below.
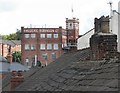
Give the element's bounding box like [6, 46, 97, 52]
[25, 58, 29, 66]
[54, 44, 58, 50]
[53, 34, 58, 38]
[47, 44, 52, 50]
[42, 53, 47, 60]
[31, 34, 36, 38]
[68, 23, 73, 29]
[25, 44, 30, 50]
[25, 34, 30, 38]
[25, 58, 29, 63]
[31, 44, 36, 50]
[40, 34, 45, 38]
[47, 34, 52, 38]
[40, 44, 45, 50]
[51, 53, 56, 61]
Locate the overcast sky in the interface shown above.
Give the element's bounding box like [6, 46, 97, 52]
[0, 0, 119, 35]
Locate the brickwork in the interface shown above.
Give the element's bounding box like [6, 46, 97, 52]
[90, 33, 117, 60]
[11, 71, 24, 90]
[21, 26, 67, 66]
[90, 16, 118, 60]
[66, 17, 79, 46]
[0, 40, 21, 58]
[94, 16, 109, 33]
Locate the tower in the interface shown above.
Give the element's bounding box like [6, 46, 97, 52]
[66, 17, 79, 47]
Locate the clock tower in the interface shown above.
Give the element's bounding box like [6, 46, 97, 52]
[66, 17, 79, 47]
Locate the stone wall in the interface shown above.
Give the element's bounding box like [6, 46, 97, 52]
[90, 16, 118, 60]
[90, 33, 117, 60]
[94, 16, 109, 33]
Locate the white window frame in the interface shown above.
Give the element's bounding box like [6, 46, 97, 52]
[40, 44, 45, 50]
[31, 34, 36, 38]
[53, 34, 58, 38]
[42, 53, 48, 60]
[51, 52, 56, 61]
[47, 44, 52, 50]
[40, 34, 45, 38]
[25, 44, 30, 50]
[25, 58, 29, 63]
[25, 34, 30, 38]
[68, 23, 73, 29]
[31, 44, 36, 50]
[47, 34, 52, 38]
[54, 44, 58, 50]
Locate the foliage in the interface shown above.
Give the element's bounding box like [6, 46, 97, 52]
[2, 33, 17, 40]
[2, 29, 21, 40]
[12, 51, 21, 63]
[16, 29, 21, 40]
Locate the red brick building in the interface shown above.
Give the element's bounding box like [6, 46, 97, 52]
[21, 26, 66, 67]
[66, 17, 79, 46]
[21, 17, 79, 67]
[0, 39, 21, 58]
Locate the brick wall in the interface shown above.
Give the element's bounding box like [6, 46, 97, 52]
[66, 17, 79, 46]
[21, 27, 66, 67]
[90, 15, 118, 60]
[11, 71, 24, 90]
[0, 41, 21, 58]
[90, 33, 117, 60]
[94, 16, 109, 33]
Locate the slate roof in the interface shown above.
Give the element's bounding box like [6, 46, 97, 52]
[0, 55, 7, 62]
[15, 49, 119, 92]
[9, 62, 29, 72]
[0, 40, 21, 46]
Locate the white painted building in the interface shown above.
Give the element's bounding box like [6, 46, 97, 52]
[77, 28, 94, 50]
[77, 1, 120, 51]
[118, 1, 120, 52]
[111, 1, 120, 52]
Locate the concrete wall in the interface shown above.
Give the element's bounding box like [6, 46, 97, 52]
[118, 1, 120, 52]
[111, 11, 119, 51]
[77, 29, 94, 50]
[111, 12, 118, 35]
[111, 1, 120, 52]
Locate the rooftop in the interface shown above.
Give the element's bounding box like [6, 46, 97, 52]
[14, 49, 119, 91]
[0, 40, 21, 46]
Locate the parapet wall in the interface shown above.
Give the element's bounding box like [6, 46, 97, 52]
[94, 16, 109, 33]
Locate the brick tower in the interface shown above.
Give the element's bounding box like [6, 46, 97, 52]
[66, 17, 79, 47]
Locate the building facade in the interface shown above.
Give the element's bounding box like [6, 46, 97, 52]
[66, 18, 79, 46]
[118, 1, 120, 52]
[0, 39, 21, 58]
[110, 1, 120, 52]
[77, 28, 94, 50]
[90, 16, 118, 60]
[21, 26, 67, 67]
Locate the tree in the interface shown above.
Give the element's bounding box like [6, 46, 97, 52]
[2, 29, 21, 40]
[16, 29, 21, 40]
[2, 33, 17, 40]
[12, 51, 21, 63]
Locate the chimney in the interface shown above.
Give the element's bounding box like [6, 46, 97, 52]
[11, 71, 24, 90]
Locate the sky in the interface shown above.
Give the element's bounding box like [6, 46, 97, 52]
[0, 0, 120, 35]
